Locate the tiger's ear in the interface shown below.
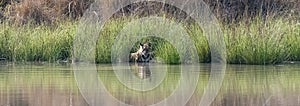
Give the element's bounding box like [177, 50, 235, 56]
[140, 43, 143, 46]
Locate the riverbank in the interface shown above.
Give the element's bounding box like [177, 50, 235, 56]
[0, 17, 299, 65]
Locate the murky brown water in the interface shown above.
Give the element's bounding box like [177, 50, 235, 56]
[0, 63, 299, 106]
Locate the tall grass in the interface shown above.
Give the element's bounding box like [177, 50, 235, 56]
[95, 17, 300, 64]
[0, 21, 76, 62]
[0, 0, 299, 64]
[0, 16, 299, 64]
[225, 17, 299, 64]
[287, 20, 300, 61]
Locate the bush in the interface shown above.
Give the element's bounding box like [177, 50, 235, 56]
[2, 0, 93, 24]
[1, 0, 299, 25]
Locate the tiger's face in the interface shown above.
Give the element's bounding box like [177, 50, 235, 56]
[139, 43, 152, 62]
[130, 42, 153, 62]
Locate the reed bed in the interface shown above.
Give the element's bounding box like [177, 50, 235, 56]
[225, 17, 300, 64]
[0, 0, 299, 64]
[0, 16, 299, 64]
[0, 21, 76, 62]
[97, 17, 300, 64]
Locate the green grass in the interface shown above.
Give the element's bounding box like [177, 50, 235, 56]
[224, 17, 300, 64]
[0, 17, 299, 64]
[0, 21, 76, 62]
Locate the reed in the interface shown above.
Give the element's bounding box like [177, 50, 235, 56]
[0, 21, 76, 62]
[95, 17, 299, 64]
[0, 16, 299, 64]
[224, 17, 298, 64]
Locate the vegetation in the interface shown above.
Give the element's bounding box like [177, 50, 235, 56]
[0, 0, 299, 64]
[0, 21, 75, 62]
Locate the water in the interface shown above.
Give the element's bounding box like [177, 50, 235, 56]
[0, 63, 299, 106]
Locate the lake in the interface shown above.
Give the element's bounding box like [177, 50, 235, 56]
[0, 63, 299, 106]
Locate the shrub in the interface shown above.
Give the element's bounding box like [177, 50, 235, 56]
[2, 0, 93, 24]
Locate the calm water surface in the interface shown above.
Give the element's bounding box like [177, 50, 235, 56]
[0, 63, 299, 106]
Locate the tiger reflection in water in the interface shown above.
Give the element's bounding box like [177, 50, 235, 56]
[130, 42, 153, 79]
[131, 62, 151, 79]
